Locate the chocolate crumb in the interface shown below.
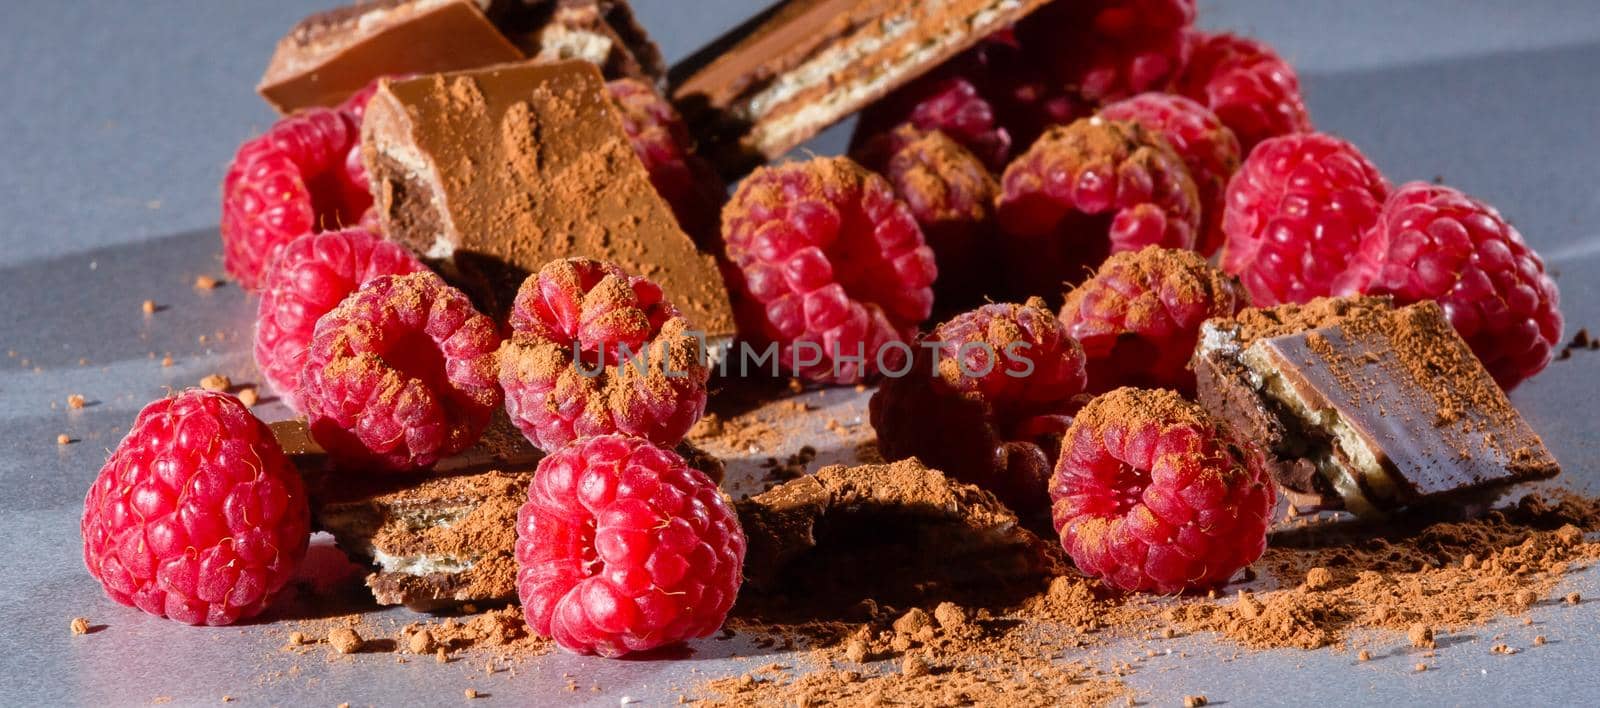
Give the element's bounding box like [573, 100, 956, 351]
[237, 387, 258, 407]
[1515, 589, 1539, 608]
[1491, 643, 1517, 655]
[932, 602, 969, 630]
[1357, 649, 1371, 662]
[436, 647, 449, 663]
[1565, 592, 1581, 605]
[142, 299, 156, 314]
[1305, 567, 1333, 590]
[409, 629, 436, 655]
[1408, 623, 1435, 649]
[70, 617, 90, 635]
[844, 639, 869, 663]
[195, 275, 219, 290]
[287, 631, 308, 646]
[199, 374, 231, 392]
[57, 434, 71, 445]
[1184, 695, 1208, 707]
[464, 689, 479, 699]
[1414, 663, 1428, 672]
[220, 696, 233, 703]
[67, 394, 85, 409]
[328, 627, 363, 654]
[1534, 635, 1547, 646]
[161, 355, 174, 368]
[901, 654, 929, 677]
[893, 608, 932, 636]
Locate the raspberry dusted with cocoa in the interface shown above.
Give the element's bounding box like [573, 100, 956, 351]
[870, 298, 1087, 515]
[850, 75, 1012, 172]
[721, 156, 937, 383]
[1335, 182, 1563, 389]
[253, 228, 425, 412]
[1100, 93, 1242, 256]
[221, 108, 371, 290]
[81, 390, 311, 625]
[1061, 247, 1249, 395]
[1221, 132, 1390, 306]
[298, 271, 501, 471]
[996, 117, 1201, 301]
[1014, 0, 1197, 104]
[515, 434, 745, 657]
[607, 78, 726, 247]
[499, 258, 709, 451]
[1050, 387, 1274, 594]
[880, 127, 1001, 310]
[1175, 32, 1313, 154]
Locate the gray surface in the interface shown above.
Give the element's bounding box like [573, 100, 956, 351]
[2, 1, 1600, 705]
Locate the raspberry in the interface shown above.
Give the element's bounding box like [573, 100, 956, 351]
[850, 74, 1013, 172]
[500, 258, 709, 451]
[221, 108, 372, 290]
[253, 228, 426, 413]
[1219, 132, 1390, 306]
[996, 117, 1201, 301]
[1175, 32, 1313, 154]
[1061, 247, 1248, 395]
[81, 390, 310, 625]
[1014, 0, 1196, 104]
[298, 271, 501, 471]
[721, 156, 937, 383]
[1100, 93, 1242, 256]
[1050, 387, 1274, 594]
[880, 127, 1000, 310]
[515, 434, 745, 657]
[1334, 182, 1562, 389]
[607, 78, 726, 247]
[870, 298, 1087, 515]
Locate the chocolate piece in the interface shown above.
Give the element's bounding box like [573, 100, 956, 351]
[489, 0, 666, 85]
[671, 0, 1051, 176]
[361, 60, 735, 337]
[1193, 298, 1560, 514]
[257, 0, 525, 113]
[735, 458, 1064, 617]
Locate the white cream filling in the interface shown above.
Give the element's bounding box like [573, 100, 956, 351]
[372, 549, 476, 576]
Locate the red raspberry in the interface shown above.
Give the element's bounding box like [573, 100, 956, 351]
[1014, 0, 1196, 104]
[1050, 387, 1274, 594]
[81, 390, 310, 625]
[500, 258, 709, 451]
[870, 298, 1087, 515]
[221, 108, 372, 291]
[1175, 32, 1313, 154]
[298, 271, 501, 471]
[851, 75, 1013, 173]
[1100, 93, 1242, 256]
[880, 127, 1001, 310]
[1334, 182, 1562, 389]
[1220, 132, 1390, 306]
[607, 78, 726, 247]
[996, 117, 1201, 301]
[335, 74, 413, 198]
[515, 434, 745, 657]
[254, 228, 426, 413]
[721, 156, 937, 383]
[1061, 247, 1249, 395]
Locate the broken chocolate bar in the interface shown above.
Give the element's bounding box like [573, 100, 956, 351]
[258, 0, 664, 114]
[735, 458, 1063, 618]
[1192, 297, 1559, 515]
[360, 60, 735, 338]
[671, 0, 1051, 176]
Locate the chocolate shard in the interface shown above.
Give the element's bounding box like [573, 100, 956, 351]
[1193, 297, 1560, 515]
[488, 0, 666, 86]
[671, 0, 1052, 177]
[735, 458, 1064, 618]
[360, 60, 735, 337]
[257, 0, 525, 113]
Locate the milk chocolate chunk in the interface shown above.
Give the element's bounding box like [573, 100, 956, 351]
[489, 0, 666, 85]
[671, 0, 1051, 176]
[361, 60, 735, 337]
[257, 0, 525, 113]
[1193, 297, 1559, 515]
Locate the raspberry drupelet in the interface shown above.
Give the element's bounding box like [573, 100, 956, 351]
[1220, 132, 1390, 306]
[1175, 32, 1313, 154]
[221, 108, 372, 290]
[870, 298, 1088, 515]
[850, 74, 1013, 173]
[880, 127, 1001, 311]
[996, 117, 1201, 302]
[297, 271, 501, 471]
[1014, 0, 1197, 104]
[1335, 182, 1562, 389]
[1050, 387, 1274, 594]
[607, 78, 726, 248]
[1061, 247, 1249, 396]
[721, 156, 937, 384]
[499, 258, 709, 451]
[515, 434, 745, 657]
[1100, 93, 1242, 256]
[253, 228, 426, 412]
[81, 389, 311, 625]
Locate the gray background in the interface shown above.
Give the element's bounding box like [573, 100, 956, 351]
[3, 1, 1599, 705]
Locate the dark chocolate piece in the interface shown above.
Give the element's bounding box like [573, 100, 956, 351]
[1193, 297, 1560, 515]
[671, 0, 1052, 177]
[489, 0, 666, 85]
[360, 60, 735, 336]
